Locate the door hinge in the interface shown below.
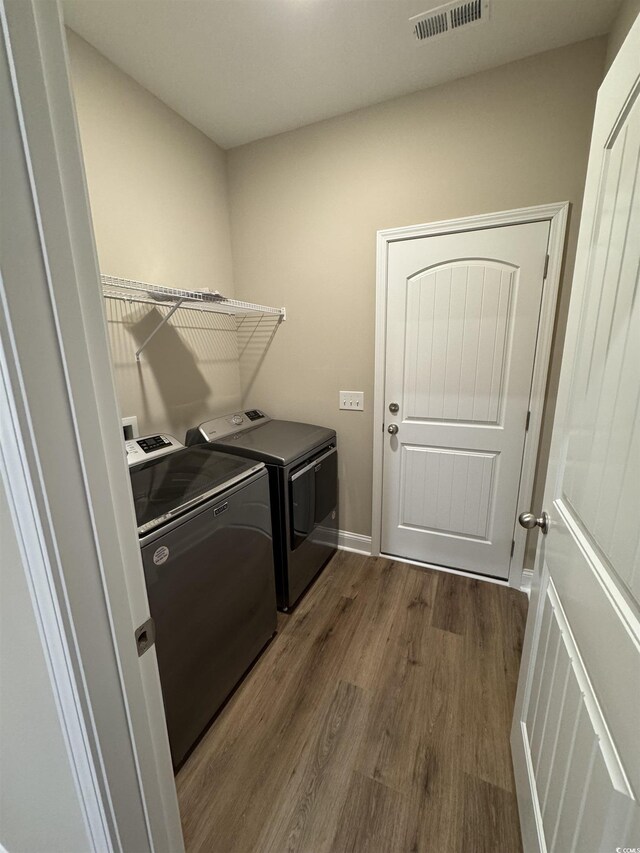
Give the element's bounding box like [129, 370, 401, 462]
[510, 539, 515, 558]
[543, 254, 550, 279]
[525, 410, 531, 431]
[135, 617, 156, 657]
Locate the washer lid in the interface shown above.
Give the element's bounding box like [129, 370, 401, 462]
[209, 420, 336, 466]
[129, 445, 263, 533]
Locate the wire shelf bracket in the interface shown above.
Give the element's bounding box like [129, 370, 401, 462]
[100, 274, 286, 361]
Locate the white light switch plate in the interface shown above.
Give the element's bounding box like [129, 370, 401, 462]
[339, 391, 364, 411]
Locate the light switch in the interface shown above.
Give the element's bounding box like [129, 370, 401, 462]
[339, 391, 364, 411]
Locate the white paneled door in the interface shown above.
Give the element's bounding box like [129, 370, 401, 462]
[512, 16, 640, 853]
[382, 221, 550, 578]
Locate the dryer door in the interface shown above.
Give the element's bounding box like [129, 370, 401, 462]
[289, 445, 337, 550]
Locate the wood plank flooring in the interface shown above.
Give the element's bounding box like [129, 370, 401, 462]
[176, 552, 528, 853]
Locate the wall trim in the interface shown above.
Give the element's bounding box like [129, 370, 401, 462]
[1, 2, 183, 850]
[337, 529, 373, 555]
[371, 201, 569, 589]
[0, 298, 112, 850]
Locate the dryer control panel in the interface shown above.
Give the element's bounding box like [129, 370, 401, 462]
[191, 410, 270, 443]
[126, 433, 183, 467]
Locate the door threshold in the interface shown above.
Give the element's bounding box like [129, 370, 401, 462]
[379, 552, 510, 587]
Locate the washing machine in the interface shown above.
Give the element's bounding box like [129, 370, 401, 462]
[127, 432, 277, 766]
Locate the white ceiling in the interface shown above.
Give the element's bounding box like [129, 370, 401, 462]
[63, 0, 621, 149]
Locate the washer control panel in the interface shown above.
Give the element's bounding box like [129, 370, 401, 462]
[195, 410, 269, 442]
[126, 433, 183, 466]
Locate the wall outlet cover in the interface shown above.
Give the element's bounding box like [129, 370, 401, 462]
[121, 415, 139, 440]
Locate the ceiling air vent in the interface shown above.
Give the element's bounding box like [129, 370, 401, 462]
[410, 0, 489, 42]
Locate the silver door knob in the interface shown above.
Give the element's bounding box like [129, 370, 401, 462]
[388, 424, 399, 435]
[389, 402, 399, 413]
[518, 511, 550, 535]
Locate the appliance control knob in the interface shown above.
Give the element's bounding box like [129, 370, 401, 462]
[232, 414, 243, 425]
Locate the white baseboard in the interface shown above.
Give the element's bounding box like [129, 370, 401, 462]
[337, 529, 372, 555]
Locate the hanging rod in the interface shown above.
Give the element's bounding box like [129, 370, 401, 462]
[101, 274, 286, 361]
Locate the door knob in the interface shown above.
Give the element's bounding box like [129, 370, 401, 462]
[389, 402, 399, 413]
[518, 511, 550, 535]
[388, 424, 399, 435]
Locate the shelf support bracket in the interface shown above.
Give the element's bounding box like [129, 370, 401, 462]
[135, 298, 184, 361]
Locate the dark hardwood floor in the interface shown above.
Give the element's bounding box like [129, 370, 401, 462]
[176, 551, 528, 853]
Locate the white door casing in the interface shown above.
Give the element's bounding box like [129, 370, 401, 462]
[511, 14, 640, 853]
[372, 203, 567, 587]
[1, 2, 183, 850]
[381, 221, 550, 579]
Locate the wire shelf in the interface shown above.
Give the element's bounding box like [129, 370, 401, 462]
[101, 274, 285, 360]
[101, 275, 284, 317]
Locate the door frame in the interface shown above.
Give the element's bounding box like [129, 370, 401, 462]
[1, 1, 183, 850]
[371, 202, 569, 588]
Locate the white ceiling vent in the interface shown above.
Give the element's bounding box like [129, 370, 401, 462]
[410, 0, 489, 42]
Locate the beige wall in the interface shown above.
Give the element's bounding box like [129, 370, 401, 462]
[67, 30, 241, 441]
[228, 38, 607, 552]
[68, 29, 607, 566]
[606, 0, 640, 68]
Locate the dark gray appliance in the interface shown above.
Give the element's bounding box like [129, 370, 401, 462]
[128, 434, 277, 767]
[186, 410, 338, 610]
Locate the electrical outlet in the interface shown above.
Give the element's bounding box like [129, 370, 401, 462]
[339, 391, 364, 411]
[121, 415, 139, 440]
